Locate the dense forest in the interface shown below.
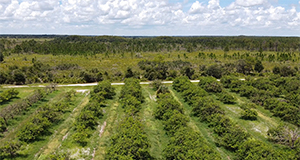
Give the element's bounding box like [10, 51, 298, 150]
[1, 35, 300, 55]
[0, 35, 300, 84]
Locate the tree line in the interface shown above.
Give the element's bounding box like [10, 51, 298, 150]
[1, 36, 298, 55]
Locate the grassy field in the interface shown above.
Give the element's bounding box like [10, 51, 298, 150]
[1, 50, 297, 73]
[0, 82, 293, 159]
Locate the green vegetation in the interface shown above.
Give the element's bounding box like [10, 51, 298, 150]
[0, 35, 299, 159]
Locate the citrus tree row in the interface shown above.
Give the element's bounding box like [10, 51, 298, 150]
[173, 76, 297, 159]
[220, 75, 300, 156]
[198, 76, 258, 120]
[72, 80, 116, 146]
[0, 85, 56, 135]
[0, 90, 74, 159]
[106, 78, 152, 159]
[154, 84, 221, 159]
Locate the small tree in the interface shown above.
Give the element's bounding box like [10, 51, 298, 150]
[224, 46, 229, 53]
[0, 52, 4, 62]
[254, 60, 264, 73]
[0, 141, 22, 158]
[206, 64, 223, 79]
[241, 108, 258, 120]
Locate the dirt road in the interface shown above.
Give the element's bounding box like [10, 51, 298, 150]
[2, 80, 201, 88]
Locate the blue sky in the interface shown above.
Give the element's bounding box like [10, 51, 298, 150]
[0, 0, 300, 36]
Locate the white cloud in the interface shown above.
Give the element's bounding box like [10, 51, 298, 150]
[0, 0, 299, 35]
[235, 0, 268, 7]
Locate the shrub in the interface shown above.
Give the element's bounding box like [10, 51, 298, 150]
[198, 76, 223, 93]
[218, 91, 236, 104]
[163, 110, 189, 135]
[241, 108, 258, 120]
[237, 138, 279, 159]
[206, 64, 223, 79]
[164, 127, 221, 160]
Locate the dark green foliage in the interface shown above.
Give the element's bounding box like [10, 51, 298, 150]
[125, 67, 134, 78]
[218, 91, 236, 104]
[163, 110, 189, 135]
[164, 127, 221, 160]
[92, 80, 115, 99]
[156, 84, 221, 159]
[241, 108, 258, 120]
[238, 85, 258, 98]
[139, 60, 193, 80]
[273, 65, 296, 77]
[119, 78, 145, 114]
[209, 114, 233, 136]
[73, 80, 113, 145]
[0, 117, 6, 133]
[120, 78, 144, 103]
[18, 117, 51, 142]
[220, 75, 241, 88]
[172, 76, 191, 92]
[106, 117, 152, 160]
[182, 85, 207, 104]
[0, 52, 3, 62]
[72, 125, 89, 145]
[236, 138, 280, 160]
[120, 95, 142, 114]
[9, 36, 300, 55]
[206, 64, 223, 79]
[192, 97, 224, 122]
[154, 93, 183, 121]
[0, 141, 22, 159]
[180, 66, 195, 79]
[218, 125, 249, 151]
[138, 60, 169, 80]
[236, 59, 253, 74]
[0, 89, 19, 103]
[254, 60, 264, 73]
[198, 76, 223, 93]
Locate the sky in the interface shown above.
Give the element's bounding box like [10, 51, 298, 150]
[0, 0, 300, 36]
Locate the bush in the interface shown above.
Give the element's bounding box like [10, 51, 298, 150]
[106, 117, 152, 159]
[219, 125, 249, 151]
[239, 85, 257, 98]
[92, 80, 115, 99]
[220, 75, 240, 88]
[154, 93, 183, 120]
[206, 64, 223, 79]
[241, 108, 258, 120]
[164, 127, 221, 160]
[0, 89, 19, 104]
[218, 91, 236, 104]
[192, 97, 224, 122]
[163, 110, 189, 135]
[198, 76, 223, 93]
[0, 117, 6, 133]
[0, 141, 22, 159]
[236, 138, 279, 159]
[172, 76, 190, 92]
